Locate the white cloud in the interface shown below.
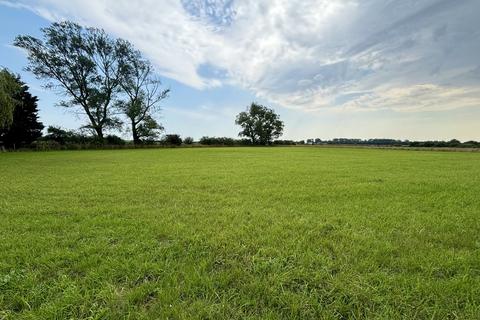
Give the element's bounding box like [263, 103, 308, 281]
[341, 84, 480, 112]
[4, 0, 480, 112]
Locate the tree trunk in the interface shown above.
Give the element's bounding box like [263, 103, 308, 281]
[132, 120, 140, 144]
[94, 126, 104, 140]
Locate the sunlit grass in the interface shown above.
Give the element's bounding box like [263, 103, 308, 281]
[1, 147, 479, 319]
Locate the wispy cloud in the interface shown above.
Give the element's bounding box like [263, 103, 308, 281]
[341, 84, 480, 112]
[3, 0, 480, 112]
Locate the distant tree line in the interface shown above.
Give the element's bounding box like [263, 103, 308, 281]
[302, 138, 480, 148]
[198, 136, 295, 146]
[199, 136, 249, 146]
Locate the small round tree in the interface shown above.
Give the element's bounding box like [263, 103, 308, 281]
[235, 102, 284, 145]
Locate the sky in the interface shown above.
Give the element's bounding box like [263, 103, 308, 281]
[1, 0, 479, 141]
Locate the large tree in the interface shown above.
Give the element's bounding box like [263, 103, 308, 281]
[14, 21, 127, 139]
[235, 102, 284, 145]
[0, 69, 21, 129]
[0, 78, 44, 148]
[117, 45, 169, 143]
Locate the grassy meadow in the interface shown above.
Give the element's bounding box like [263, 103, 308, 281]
[1, 147, 480, 319]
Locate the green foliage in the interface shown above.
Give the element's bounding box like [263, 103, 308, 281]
[14, 20, 170, 142]
[272, 139, 296, 145]
[199, 136, 237, 146]
[0, 69, 21, 129]
[162, 134, 182, 146]
[14, 21, 127, 138]
[105, 134, 126, 145]
[0, 78, 44, 148]
[408, 139, 469, 148]
[183, 136, 194, 145]
[304, 138, 480, 148]
[116, 43, 169, 144]
[199, 136, 255, 146]
[43, 126, 91, 145]
[135, 115, 164, 143]
[0, 147, 479, 319]
[235, 102, 284, 145]
[42, 126, 126, 147]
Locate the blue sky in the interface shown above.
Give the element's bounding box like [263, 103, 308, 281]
[1, 0, 479, 141]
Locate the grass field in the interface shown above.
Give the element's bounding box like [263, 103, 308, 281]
[1, 147, 480, 319]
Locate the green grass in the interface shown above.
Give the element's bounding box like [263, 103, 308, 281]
[1, 147, 479, 319]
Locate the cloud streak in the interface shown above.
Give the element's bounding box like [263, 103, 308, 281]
[4, 0, 480, 112]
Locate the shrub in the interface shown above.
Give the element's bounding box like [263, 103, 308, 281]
[183, 137, 194, 145]
[273, 140, 296, 145]
[199, 136, 237, 145]
[199, 136, 214, 145]
[30, 140, 61, 151]
[43, 126, 95, 144]
[105, 134, 125, 145]
[162, 134, 182, 146]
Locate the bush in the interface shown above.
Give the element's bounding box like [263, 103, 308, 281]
[42, 126, 95, 144]
[447, 139, 461, 147]
[239, 139, 252, 145]
[464, 141, 480, 148]
[105, 134, 125, 145]
[162, 134, 182, 146]
[183, 137, 194, 145]
[273, 140, 296, 145]
[30, 140, 61, 151]
[199, 136, 214, 145]
[199, 136, 236, 145]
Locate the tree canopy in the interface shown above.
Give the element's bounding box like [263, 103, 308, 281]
[14, 21, 128, 139]
[0, 78, 44, 148]
[235, 102, 284, 145]
[15, 21, 169, 143]
[0, 69, 21, 129]
[117, 44, 169, 143]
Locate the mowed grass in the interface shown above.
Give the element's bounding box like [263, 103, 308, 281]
[1, 147, 480, 319]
